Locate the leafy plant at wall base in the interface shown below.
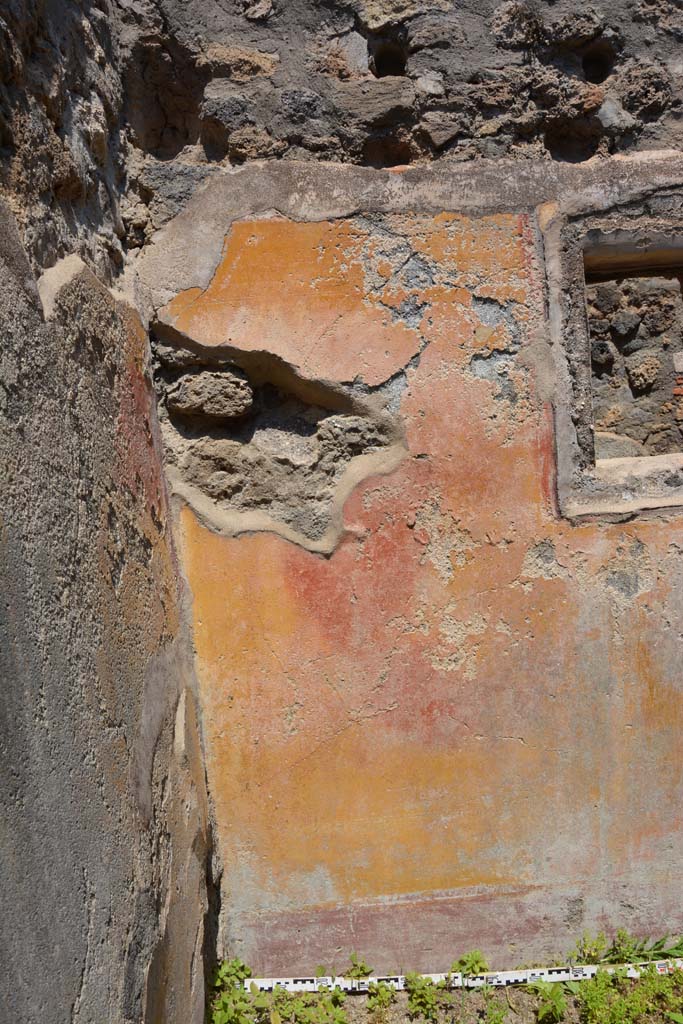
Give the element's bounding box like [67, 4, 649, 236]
[405, 973, 439, 1021]
[451, 950, 490, 976]
[270, 983, 348, 1024]
[577, 965, 683, 1024]
[482, 985, 508, 1024]
[210, 959, 255, 1024]
[602, 932, 683, 964]
[527, 980, 567, 1023]
[367, 981, 396, 1022]
[215, 959, 253, 990]
[347, 953, 374, 979]
[571, 933, 609, 964]
[571, 929, 683, 967]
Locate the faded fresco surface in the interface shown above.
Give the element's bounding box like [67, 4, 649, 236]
[154, 208, 683, 972]
[5, 0, 683, 1017]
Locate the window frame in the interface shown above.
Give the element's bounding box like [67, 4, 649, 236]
[542, 193, 683, 519]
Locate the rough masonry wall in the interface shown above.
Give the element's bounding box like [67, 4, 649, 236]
[588, 274, 683, 458]
[0, 0, 127, 273]
[3, 0, 683, 1015]
[0, 205, 210, 1024]
[136, 161, 683, 974]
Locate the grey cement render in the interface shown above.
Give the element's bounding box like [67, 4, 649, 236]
[0, 202, 210, 1024]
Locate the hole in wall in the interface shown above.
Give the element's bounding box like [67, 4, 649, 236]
[543, 119, 602, 162]
[362, 133, 413, 167]
[370, 41, 407, 77]
[581, 41, 616, 85]
[367, 31, 408, 78]
[123, 38, 208, 158]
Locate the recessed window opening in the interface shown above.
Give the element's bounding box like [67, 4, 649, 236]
[584, 251, 683, 460]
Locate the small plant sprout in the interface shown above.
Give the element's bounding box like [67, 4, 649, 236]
[482, 984, 508, 1024]
[527, 980, 567, 1023]
[405, 973, 439, 1021]
[347, 952, 374, 979]
[210, 958, 255, 1024]
[571, 931, 608, 963]
[451, 950, 490, 976]
[367, 980, 396, 1022]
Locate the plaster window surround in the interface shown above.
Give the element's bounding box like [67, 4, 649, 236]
[543, 190, 683, 519]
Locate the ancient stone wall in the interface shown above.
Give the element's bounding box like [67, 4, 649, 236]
[2, 0, 683, 1020]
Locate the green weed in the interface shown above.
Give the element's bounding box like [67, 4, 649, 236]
[482, 985, 507, 1024]
[367, 981, 396, 1023]
[451, 950, 490, 976]
[571, 929, 683, 966]
[526, 980, 567, 1023]
[271, 985, 348, 1024]
[209, 961, 349, 1024]
[347, 953, 374, 979]
[577, 965, 683, 1023]
[572, 933, 609, 964]
[210, 959, 255, 1024]
[405, 973, 438, 1021]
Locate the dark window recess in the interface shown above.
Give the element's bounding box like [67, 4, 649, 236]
[586, 268, 683, 459]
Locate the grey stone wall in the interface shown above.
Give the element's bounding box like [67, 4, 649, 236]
[0, 204, 210, 1024]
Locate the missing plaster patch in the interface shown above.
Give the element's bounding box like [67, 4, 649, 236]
[150, 210, 529, 543]
[152, 328, 406, 553]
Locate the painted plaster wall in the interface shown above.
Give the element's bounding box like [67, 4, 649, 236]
[137, 161, 683, 976]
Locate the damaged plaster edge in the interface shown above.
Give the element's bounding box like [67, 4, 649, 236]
[127, 151, 683, 318]
[537, 206, 579, 513]
[151, 318, 405, 421]
[595, 451, 683, 481]
[564, 454, 683, 518]
[167, 442, 408, 556]
[563, 491, 683, 519]
[37, 254, 89, 319]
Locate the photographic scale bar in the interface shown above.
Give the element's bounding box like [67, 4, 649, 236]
[245, 959, 683, 993]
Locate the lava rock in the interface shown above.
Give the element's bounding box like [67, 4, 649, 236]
[166, 368, 254, 420]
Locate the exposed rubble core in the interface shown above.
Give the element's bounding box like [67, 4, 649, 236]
[153, 337, 403, 547]
[118, 0, 683, 173]
[0, 0, 126, 273]
[588, 274, 683, 458]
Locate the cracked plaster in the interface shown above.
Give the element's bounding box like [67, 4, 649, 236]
[132, 162, 683, 974]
